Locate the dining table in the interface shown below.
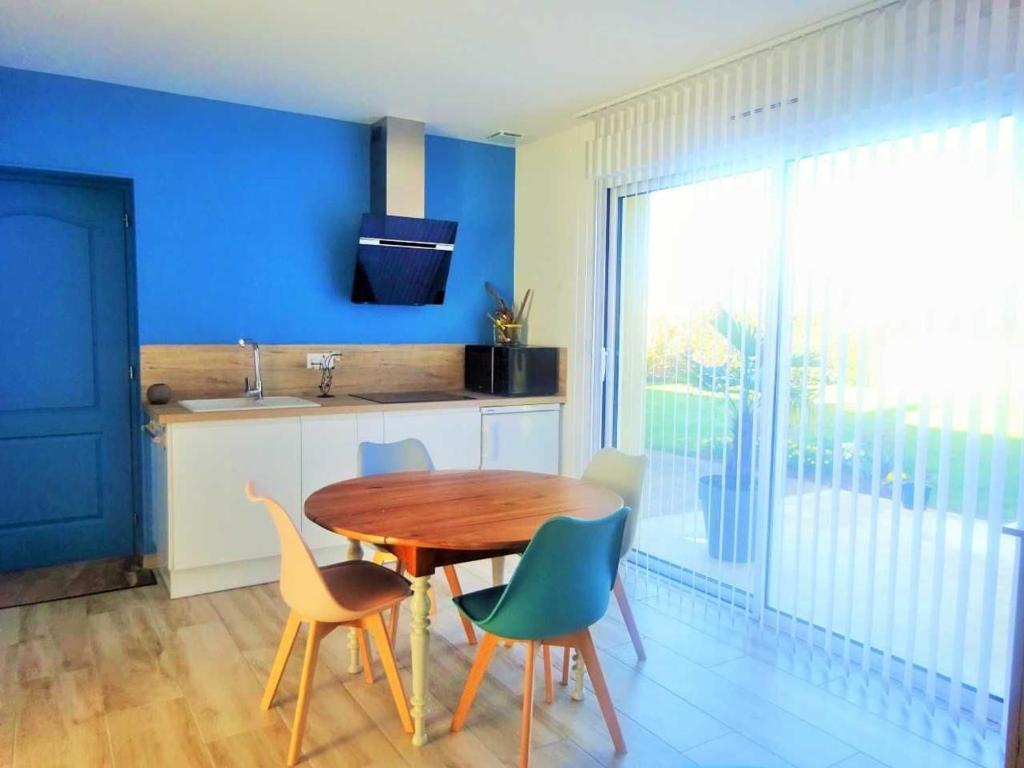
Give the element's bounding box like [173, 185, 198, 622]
[305, 468, 624, 746]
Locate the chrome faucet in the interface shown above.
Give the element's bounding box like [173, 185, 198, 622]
[238, 338, 263, 399]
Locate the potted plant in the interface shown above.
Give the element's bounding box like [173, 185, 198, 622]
[696, 309, 761, 563]
[485, 282, 532, 346]
[882, 469, 933, 509]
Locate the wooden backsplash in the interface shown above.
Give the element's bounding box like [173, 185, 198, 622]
[140, 344, 566, 400]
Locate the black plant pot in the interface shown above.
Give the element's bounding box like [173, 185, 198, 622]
[698, 474, 756, 563]
[886, 483, 933, 509]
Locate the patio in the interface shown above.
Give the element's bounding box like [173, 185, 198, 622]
[633, 451, 1017, 706]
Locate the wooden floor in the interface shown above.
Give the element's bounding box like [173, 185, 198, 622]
[0, 557, 1005, 767]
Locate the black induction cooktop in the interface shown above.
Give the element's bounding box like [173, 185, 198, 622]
[351, 391, 474, 404]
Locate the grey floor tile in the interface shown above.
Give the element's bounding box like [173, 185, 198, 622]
[684, 732, 797, 768]
[830, 753, 890, 768]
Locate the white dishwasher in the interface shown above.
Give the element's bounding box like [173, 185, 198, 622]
[480, 404, 561, 474]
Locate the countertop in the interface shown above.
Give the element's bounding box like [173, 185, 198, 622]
[144, 390, 565, 426]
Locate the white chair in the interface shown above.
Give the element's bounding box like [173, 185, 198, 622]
[546, 448, 648, 692]
[583, 448, 647, 660]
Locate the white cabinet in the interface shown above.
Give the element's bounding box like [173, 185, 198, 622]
[298, 412, 385, 550]
[355, 411, 384, 443]
[299, 414, 358, 550]
[169, 418, 301, 570]
[151, 401, 562, 598]
[481, 404, 561, 474]
[383, 408, 482, 469]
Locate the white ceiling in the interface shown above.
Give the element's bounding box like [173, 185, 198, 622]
[0, 0, 864, 143]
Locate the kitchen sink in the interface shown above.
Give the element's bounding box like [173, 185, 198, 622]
[179, 396, 321, 413]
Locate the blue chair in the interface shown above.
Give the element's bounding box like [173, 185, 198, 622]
[357, 438, 477, 646]
[358, 437, 434, 477]
[450, 508, 629, 767]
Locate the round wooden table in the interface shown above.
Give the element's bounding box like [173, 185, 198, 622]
[305, 469, 624, 746]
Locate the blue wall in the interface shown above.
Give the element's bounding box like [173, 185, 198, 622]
[0, 66, 515, 344]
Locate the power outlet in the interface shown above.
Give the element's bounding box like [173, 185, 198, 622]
[306, 352, 340, 370]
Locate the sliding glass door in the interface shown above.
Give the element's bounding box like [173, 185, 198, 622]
[610, 117, 1023, 720]
[767, 117, 1022, 719]
[615, 168, 777, 606]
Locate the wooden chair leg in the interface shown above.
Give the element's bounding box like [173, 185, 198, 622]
[451, 632, 499, 731]
[261, 612, 301, 710]
[358, 629, 374, 684]
[577, 630, 626, 754]
[613, 576, 646, 661]
[366, 612, 413, 734]
[560, 646, 571, 686]
[443, 565, 477, 645]
[387, 598, 401, 649]
[519, 640, 537, 768]
[542, 645, 553, 704]
[381, 556, 403, 640]
[491, 556, 505, 585]
[287, 621, 326, 767]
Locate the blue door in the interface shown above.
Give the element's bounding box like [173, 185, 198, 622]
[0, 173, 135, 571]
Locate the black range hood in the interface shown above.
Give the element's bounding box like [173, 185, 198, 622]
[353, 213, 457, 305]
[352, 117, 458, 306]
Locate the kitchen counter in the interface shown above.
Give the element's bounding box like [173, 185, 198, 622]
[144, 390, 565, 426]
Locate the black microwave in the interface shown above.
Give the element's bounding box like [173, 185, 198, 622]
[465, 345, 559, 396]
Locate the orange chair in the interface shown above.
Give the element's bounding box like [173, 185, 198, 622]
[246, 482, 413, 766]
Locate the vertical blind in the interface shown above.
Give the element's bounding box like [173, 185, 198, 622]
[577, 0, 1024, 732]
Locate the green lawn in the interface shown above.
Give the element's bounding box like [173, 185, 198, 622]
[643, 385, 1023, 520]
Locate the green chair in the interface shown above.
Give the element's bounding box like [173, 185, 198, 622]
[357, 438, 477, 646]
[450, 508, 629, 768]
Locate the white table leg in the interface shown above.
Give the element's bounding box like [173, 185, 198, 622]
[346, 538, 364, 674]
[409, 573, 431, 746]
[571, 649, 585, 701]
[491, 556, 506, 585]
